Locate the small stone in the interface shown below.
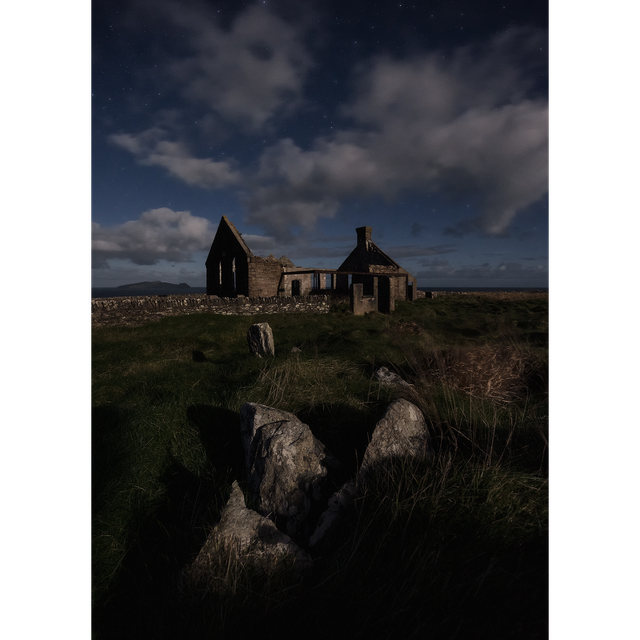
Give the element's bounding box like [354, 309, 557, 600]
[374, 366, 412, 387]
[247, 322, 275, 357]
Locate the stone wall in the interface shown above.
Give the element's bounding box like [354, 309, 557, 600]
[92, 293, 348, 327]
[248, 257, 285, 297]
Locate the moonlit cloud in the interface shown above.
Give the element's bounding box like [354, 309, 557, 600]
[92, 208, 215, 267]
[110, 129, 241, 188]
[138, 1, 313, 131]
[94, 3, 547, 287]
[248, 28, 548, 240]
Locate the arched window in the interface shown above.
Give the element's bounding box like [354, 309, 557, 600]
[232, 257, 237, 293]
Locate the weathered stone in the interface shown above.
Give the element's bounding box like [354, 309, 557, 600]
[240, 403, 300, 473]
[247, 322, 275, 357]
[361, 399, 429, 472]
[187, 481, 311, 587]
[310, 399, 429, 549]
[240, 402, 339, 537]
[92, 294, 338, 327]
[374, 366, 412, 388]
[308, 479, 358, 549]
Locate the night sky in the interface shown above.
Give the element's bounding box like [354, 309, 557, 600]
[92, 0, 548, 288]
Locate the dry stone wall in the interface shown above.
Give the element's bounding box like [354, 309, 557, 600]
[92, 293, 347, 327]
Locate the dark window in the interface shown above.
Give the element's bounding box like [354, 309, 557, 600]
[363, 276, 374, 296]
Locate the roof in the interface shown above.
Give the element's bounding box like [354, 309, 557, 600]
[205, 215, 253, 264]
[338, 238, 403, 273]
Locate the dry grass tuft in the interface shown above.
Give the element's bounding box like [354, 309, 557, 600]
[247, 355, 370, 413]
[183, 535, 300, 600]
[406, 344, 536, 403]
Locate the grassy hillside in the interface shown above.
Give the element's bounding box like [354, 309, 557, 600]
[92, 293, 548, 639]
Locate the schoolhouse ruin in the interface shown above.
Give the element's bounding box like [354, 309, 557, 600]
[205, 216, 420, 314]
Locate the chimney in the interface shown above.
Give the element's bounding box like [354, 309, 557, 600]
[356, 226, 372, 246]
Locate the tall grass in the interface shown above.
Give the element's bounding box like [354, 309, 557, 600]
[92, 293, 548, 639]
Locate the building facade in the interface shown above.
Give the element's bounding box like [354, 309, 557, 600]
[205, 216, 420, 312]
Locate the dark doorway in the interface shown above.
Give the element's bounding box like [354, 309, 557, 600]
[378, 276, 391, 314]
[292, 279, 301, 296]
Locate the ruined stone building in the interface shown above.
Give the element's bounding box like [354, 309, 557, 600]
[205, 216, 419, 313]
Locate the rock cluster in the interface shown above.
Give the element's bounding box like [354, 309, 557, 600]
[187, 397, 430, 588]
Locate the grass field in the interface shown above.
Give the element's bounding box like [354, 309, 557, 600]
[92, 293, 548, 639]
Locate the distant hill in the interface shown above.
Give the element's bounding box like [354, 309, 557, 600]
[116, 281, 191, 291]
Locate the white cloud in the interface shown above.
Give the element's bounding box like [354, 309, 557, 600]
[152, 2, 312, 130]
[110, 129, 241, 188]
[249, 28, 548, 239]
[92, 207, 215, 267]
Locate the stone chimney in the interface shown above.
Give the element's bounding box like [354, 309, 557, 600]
[356, 226, 372, 246]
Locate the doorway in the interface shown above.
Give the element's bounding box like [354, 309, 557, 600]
[378, 276, 391, 314]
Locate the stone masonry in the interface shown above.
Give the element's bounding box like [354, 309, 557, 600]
[92, 294, 345, 327]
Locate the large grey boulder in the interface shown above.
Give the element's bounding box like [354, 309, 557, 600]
[360, 398, 430, 472]
[186, 481, 311, 588]
[240, 403, 301, 472]
[247, 322, 275, 357]
[240, 402, 339, 537]
[310, 399, 429, 549]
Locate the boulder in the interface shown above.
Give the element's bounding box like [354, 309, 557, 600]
[240, 402, 339, 537]
[247, 322, 275, 357]
[309, 399, 429, 549]
[308, 479, 358, 550]
[187, 481, 311, 588]
[240, 403, 301, 473]
[374, 366, 412, 388]
[361, 399, 430, 472]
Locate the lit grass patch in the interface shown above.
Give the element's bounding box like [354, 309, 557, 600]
[92, 294, 548, 639]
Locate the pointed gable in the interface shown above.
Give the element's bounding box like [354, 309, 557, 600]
[338, 226, 403, 273]
[206, 215, 253, 265]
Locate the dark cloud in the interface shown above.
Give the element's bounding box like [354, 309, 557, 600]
[411, 222, 425, 237]
[416, 259, 548, 281]
[386, 244, 458, 258]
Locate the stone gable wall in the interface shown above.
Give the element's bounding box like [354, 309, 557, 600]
[248, 258, 285, 297]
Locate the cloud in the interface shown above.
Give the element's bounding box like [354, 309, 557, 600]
[416, 259, 548, 281]
[110, 128, 241, 188]
[249, 28, 548, 239]
[92, 207, 215, 267]
[139, 1, 313, 131]
[387, 244, 458, 258]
